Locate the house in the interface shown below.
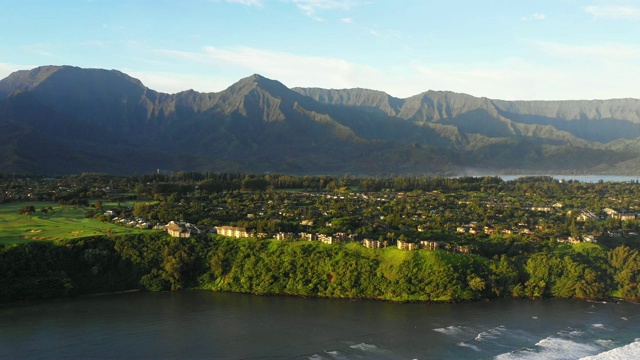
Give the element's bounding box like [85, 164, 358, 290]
[363, 238, 381, 249]
[556, 236, 581, 244]
[568, 236, 581, 244]
[468, 227, 481, 235]
[334, 232, 357, 241]
[614, 213, 637, 221]
[318, 234, 334, 244]
[397, 239, 419, 251]
[456, 245, 471, 254]
[456, 226, 470, 233]
[275, 232, 295, 241]
[577, 211, 598, 222]
[420, 240, 439, 250]
[299, 232, 317, 241]
[215, 226, 252, 238]
[167, 222, 191, 238]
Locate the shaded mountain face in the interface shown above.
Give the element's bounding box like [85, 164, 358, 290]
[1, 65, 639, 175]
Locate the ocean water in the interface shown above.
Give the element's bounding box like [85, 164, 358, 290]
[1, 291, 639, 359]
[499, 175, 640, 183]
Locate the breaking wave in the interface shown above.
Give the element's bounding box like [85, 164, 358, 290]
[579, 340, 640, 360]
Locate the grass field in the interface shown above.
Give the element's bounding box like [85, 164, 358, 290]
[0, 202, 147, 245]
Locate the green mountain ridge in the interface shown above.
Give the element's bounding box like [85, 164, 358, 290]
[1, 65, 639, 175]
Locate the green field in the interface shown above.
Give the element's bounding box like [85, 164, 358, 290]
[0, 202, 147, 245]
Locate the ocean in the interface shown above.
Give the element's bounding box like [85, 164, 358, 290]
[1, 291, 639, 359]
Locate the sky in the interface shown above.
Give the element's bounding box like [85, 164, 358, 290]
[1, 0, 639, 100]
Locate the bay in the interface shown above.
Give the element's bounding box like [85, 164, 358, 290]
[1, 291, 640, 359]
[498, 175, 640, 183]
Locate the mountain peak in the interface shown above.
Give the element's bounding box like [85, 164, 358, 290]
[0, 65, 66, 97]
[225, 74, 295, 100]
[0, 65, 147, 99]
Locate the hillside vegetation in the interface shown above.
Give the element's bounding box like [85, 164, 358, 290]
[2, 234, 639, 304]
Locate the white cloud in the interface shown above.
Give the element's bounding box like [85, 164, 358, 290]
[340, 17, 353, 24]
[534, 40, 640, 62]
[292, 0, 361, 16]
[409, 57, 640, 101]
[84, 40, 106, 47]
[366, 27, 403, 39]
[20, 44, 55, 57]
[0, 63, 33, 82]
[225, 0, 263, 6]
[126, 70, 233, 94]
[521, 13, 546, 21]
[153, 45, 623, 100]
[138, 41, 640, 100]
[585, 5, 640, 19]
[155, 46, 384, 91]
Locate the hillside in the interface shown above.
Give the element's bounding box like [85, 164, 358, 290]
[1, 65, 639, 175]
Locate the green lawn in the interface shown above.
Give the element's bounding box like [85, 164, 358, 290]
[0, 202, 146, 245]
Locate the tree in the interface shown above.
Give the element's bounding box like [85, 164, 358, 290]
[18, 205, 36, 215]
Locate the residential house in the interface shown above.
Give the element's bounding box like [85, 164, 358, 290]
[577, 210, 598, 221]
[167, 222, 191, 238]
[215, 226, 252, 238]
[318, 234, 334, 244]
[456, 245, 471, 254]
[275, 232, 295, 241]
[420, 240, 440, 250]
[299, 232, 317, 241]
[397, 239, 419, 251]
[363, 238, 382, 249]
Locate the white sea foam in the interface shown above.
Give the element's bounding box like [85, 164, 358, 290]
[558, 328, 585, 338]
[475, 325, 508, 342]
[621, 317, 628, 321]
[531, 316, 538, 320]
[595, 339, 613, 347]
[494, 337, 599, 360]
[349, 343, 378, 352]
[433, 325, 466, 336]
[591, 324, 613, 331]
[458, 342, 481, 352]
[579, 340, 640, 360]
[324, 350, 348, 360]
[308, 354, 327, 360]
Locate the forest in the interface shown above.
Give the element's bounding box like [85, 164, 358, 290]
[1, 233, 640, 303]
[2, 173, 640, 303]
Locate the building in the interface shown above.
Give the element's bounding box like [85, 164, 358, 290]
[577, 210, 598, 222]
[299, 232, 317, 241]
[420, 240, 440, 250]
[215, 226, 252, 238]
[397, 239, 419, 251]
[167, 222, 191, 238]
[456, 245, 471, 254]
[614, 213, 637, 221]
[318, 234, 334, 244]
[363, 238, 382, 249]
[275, 232, 295, 241]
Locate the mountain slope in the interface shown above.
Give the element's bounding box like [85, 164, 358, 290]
[1, 65, 640, 175]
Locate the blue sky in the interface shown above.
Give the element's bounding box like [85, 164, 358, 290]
[1, 0, 639, 100]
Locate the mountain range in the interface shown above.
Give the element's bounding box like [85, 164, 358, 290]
[1, 65, 640, 176]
